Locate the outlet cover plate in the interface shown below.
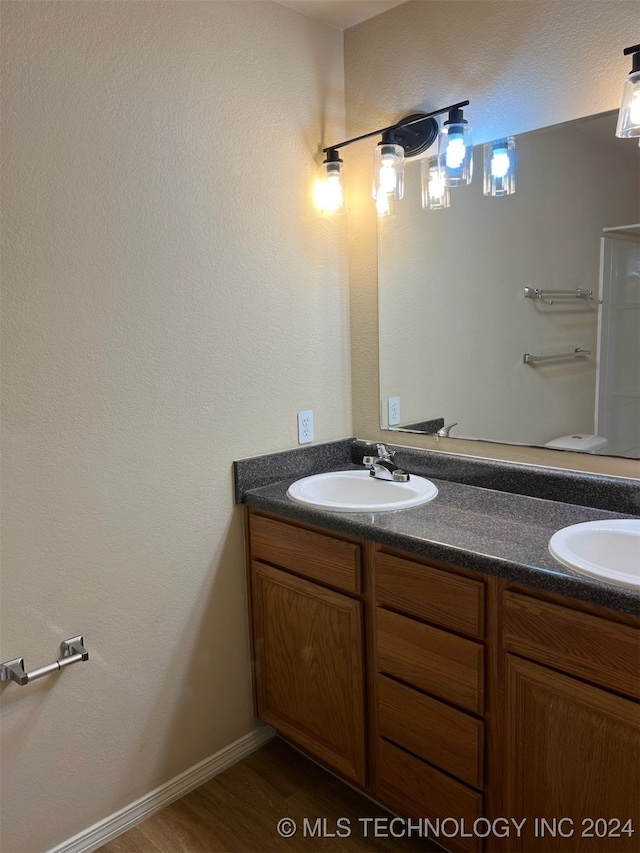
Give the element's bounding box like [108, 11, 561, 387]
[297, 410, 314, 444]
[388, 396, 401, 426]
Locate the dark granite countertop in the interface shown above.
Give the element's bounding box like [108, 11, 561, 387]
[235, 441, 640, 616]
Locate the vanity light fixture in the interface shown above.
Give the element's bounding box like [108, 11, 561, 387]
[439, 106, 473, 186]
[318, 100, 470, 217]
[421, 155, 451, 209]
[616, 44, 640, 138]
[483, 137, 516, 196]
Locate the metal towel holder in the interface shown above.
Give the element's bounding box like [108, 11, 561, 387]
[523, 348, 591, 364]
[0, 636, 88, 686]
[523, 287, 602, 305]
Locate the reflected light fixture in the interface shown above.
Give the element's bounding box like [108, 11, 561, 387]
[483, 137, 516, 196]
[616, 44, 640, 138]
[439, 107, 473, 186]
[318, 100, 470, 218]
[421, 155, 450, 209]
[375, 187, 396, 219]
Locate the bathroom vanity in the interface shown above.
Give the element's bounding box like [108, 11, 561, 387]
[236, 441, 640, 853]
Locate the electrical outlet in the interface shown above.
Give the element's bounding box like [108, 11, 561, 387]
[388, 396, 401, 426]
[297, 410, 314, 444]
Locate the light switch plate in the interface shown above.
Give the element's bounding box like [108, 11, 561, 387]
[297, 410, 314, 444]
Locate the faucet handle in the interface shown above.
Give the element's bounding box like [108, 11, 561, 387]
[375, 443, 395, 460]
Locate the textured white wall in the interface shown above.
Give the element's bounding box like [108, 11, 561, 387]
[346, 0, 640, 477]
[0, 2, 349, 851]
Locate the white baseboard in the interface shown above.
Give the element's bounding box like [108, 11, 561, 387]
[48, 725, 276, 853]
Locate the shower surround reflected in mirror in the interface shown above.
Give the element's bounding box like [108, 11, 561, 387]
[378, 112, 640, 459]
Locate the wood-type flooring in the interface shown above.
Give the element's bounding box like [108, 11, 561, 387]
[98, 736, 436, 853]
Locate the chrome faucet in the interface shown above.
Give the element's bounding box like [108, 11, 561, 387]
[436, 422, 458, 438]
[362, 444, 410, 482]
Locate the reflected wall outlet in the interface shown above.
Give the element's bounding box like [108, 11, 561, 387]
[297, 410, 314, 444]
[388, 396, 401, 426]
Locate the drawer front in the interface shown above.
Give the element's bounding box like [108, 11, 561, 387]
[249, 513, 361, 594]
[376, 608, 484, 715]
[504, 592, 640, 699]
[377, 675, 483, 789]
[376, 552, 484, 639]
[377, 739, 483, 853]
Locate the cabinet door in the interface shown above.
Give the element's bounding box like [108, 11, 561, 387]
[505, 654, 640, 852]
[251, 560, 366, 784]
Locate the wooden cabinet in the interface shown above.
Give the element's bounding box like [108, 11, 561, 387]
[247, 512, 366, 785]
[500, 592, 640, 852]
[244, 508, 640, 853]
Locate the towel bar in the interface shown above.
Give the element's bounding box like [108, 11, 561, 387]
[523, 287, 601, 305]
[523, 348, 591, 364]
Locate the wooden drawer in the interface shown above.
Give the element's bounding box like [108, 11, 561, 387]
[376, 551, 484, 639]
[377, 674, 483, 789]
[376, 608, 484, 715]
[377, 739, 483, 853]
[504, 592, 640, 699]
[249, 512, 361, 594]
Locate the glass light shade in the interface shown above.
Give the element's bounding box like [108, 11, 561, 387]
[317, 158, 345, 215]
[373, 142, 404, 200]
[375, 187, 396, 219]
[616, 70, 640, 138]
[483, 137, 516, 196]
[439, 122, 473, 186]
[421, 156, 451, 209]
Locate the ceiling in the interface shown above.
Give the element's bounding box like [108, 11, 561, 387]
[274, 0, 408, 30]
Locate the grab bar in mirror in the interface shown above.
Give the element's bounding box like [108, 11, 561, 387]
[0, 636, 88, 686]
[523, 348, 591, 364]
[523, 287, 602, 305]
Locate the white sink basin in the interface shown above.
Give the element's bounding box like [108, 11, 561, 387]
[287, 470, 438, 513]
[549, 519, 640, 590]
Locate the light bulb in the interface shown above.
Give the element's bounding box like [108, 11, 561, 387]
[373, 141, 404, 200]
[616, 72, 640, 137]
[445, 134, 466, 169]
[430, 170, 445, 198]
[379, 154, 397, 194]
[375, 188, 395, 219]
[491, 146, 510, 178]
[324, 173, 343, 212]
[483, 137, 516, 197]
[616, 46, 640, 138]
[421, 156, 451, 209]
[317, 151, 345, 215]
[630, 86, 640, 126]
[440, 109, 473, 186]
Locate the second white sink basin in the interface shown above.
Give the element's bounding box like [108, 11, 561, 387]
[287, 470, 438, 513]
[549, 519, 640, 590]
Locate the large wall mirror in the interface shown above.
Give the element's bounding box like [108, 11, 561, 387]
[378, 111, 640, 459]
